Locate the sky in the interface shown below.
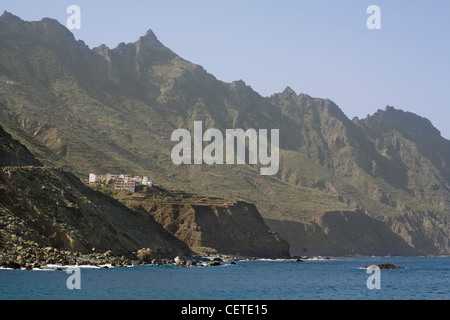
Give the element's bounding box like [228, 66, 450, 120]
[2, 1, 450, 138]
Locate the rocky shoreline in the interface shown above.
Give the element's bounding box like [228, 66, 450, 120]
[1, 246, 139, 270]
[0, 244, 336, 270]
[0, 245, 265, 270]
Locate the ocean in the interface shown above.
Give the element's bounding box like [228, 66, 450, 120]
[0, 256, 448, 301]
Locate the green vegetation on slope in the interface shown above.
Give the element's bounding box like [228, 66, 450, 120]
[1, 12, 449, 255]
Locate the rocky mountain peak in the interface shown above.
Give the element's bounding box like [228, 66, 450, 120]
[93, 44, 112, 61]
[0, 11, 76, 44]
[141, 29, 159, 42]
[0, 10, 20, 21]
[107, 28, 176, 68]
[135, 29, 170, 52]
[0, 11, 24, 30]
[38, 18, 76, 42]
[230, 79, 249, 91]
[364, 105, 443, 138]
[282, 86, 297, 97]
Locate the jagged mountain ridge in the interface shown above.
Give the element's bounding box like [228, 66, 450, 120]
[0, 12, 449, 255]
[357, 106, 450, 206]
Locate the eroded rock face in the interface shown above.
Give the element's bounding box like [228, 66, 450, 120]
[265, 211, 421, 257]
[0, 166, 191, 265]
[266, 209, 450, 257]
[384, 211, 450, 255]
[0, 125, 42, 167]
[142, 200, 290, 258]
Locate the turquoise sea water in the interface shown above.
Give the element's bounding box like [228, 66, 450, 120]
[0, 257, 448, 300]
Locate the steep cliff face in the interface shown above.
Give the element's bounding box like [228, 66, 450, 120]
[266, 211, 417, 257]
[140, 198, 290, 258]
[266, 209, 450, 257]
[383, 211, 450, 255]
[0, 125, 42, 167]
[0, 166, 191, 260]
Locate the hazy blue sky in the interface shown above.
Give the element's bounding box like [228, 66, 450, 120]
[2, 1, 450, 138]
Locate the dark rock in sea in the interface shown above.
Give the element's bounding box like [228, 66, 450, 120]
[377, 263, 404, 269]
[364, 263, 404, 270]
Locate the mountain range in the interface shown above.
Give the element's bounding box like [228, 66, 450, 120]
[0, 11, 449, 256]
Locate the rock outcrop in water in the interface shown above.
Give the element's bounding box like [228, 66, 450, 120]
[364, 264, 404, 270]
